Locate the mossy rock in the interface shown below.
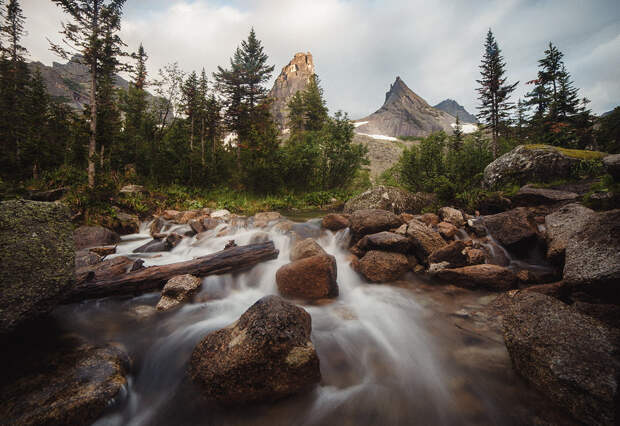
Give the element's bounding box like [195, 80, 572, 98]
[0, 200, 75, 334]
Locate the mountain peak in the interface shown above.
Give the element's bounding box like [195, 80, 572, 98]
[433, 99, 478, 123]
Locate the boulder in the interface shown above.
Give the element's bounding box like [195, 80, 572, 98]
[344, 185, 431, 214]
[437, 221, 458, 240]
[465, 218, 487, 237]
[0, 335, 130, 425]
[482, 207, 538, 252]
[511, 185, 579, 207]
[188, 295, 321, 404]
[475, 192, 512, 215]
[464, 247, 486, 265]
[544, 203, 595, 265]
[563, 209, 620, 301]
[253, 211, 281, 227]
[162, 210, 180, 221]
[149, 216, 165, 235]
[355, 231, 411, 254]
[349, 209, 403, 242]
[357, 250, 410, 283]
[89, 246, 116, 257]
[406, 219, 447, 264]
[290, 238, 326, 262]
[482, 144, 595, 188]
[276, 255, 338, 299]
[503, 291, 620, 425]
[438, 207, 464, 227]
[74, 225, 120, 250]
[428, 240, 468, 268]
[211, 209, 231, 221]
[75, 249, 102, 268]
[436, 264, 517, 291]
[111, 211, 140, 235]
[133, 233, 183, 253]
[418, 212, 440, 226]
[321, 213, 350, 231]
[156, 274, 202, 311]
[603, 153, 620, 181]
[0, 200, 75, 334]
[176, 210, 201, 224]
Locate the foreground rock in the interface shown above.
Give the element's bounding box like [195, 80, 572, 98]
[503, 292, 620, 425]
[438, 207, 464, 227]
[544, 203, 595, 265]
[563, 209, 620, 301]
[349, 209, 403, 242]
[482, 207, 538, 252]
[156, 274, 203, 311]
[0, 200, 74, 334]
[603, 153, 620, 180]
[189, 295, 321, 404]
[276, 255, 338, 299]
[357, 250, 409, 282]
[290, 238, 326, 261]
[436, 264, 517, 291]
[354, 231, 410, 254]
[74, 225, 120, 250]
[511, 185, 579, 207]
[344, 186, 431, 214]
[321, 213, 350, 231]
[406, 219, 447, 264]
[428, 240, 468, 268]
[0, 335, 130, 425]
[482, 144, 598, 188]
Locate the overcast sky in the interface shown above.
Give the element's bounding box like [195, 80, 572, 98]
[22, 0, 620, 118]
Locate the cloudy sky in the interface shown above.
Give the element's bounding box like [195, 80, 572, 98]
[22, 0, 620, 118]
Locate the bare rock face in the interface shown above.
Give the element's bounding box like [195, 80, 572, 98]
[276, 254, 338, 299]
[406, 219, 447, 264]
[544, 203, 595, 265]
[503, 291, 620, 425]
[436, 264, 518, 291]
[355, 77, 455, 138]
[357, 250, 409, 282]
[344, 185, 433, 214]
[0, 200, 75, 334]
[188, 295, 321, 404]
[269, 52, 315, 129]
[156, 274, 203, 311]
[290, 238, 326, 262]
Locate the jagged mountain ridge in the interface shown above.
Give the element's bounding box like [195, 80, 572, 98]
[268, 52, 315, 129]
[433, 98, 478, 123]
[355, 77, 455, 138]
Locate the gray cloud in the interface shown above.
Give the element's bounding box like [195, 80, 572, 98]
[22, 0, 620, 117]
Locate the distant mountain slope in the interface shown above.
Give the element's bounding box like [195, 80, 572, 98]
[433, 99, 478, 123]
[355, 77, 455, 139]
[268, 52, 315, 129]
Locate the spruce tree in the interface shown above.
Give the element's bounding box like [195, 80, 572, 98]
[198, 68, 208, 167]
[451, 114, 463, 150]
[50, 0, 128, 188]
[287, 91, 305, 134]
[476, 29, 518, 158]
[134, 43, 147, 90]
[241, 27, 274, 108]
[302, 74, 328, 131]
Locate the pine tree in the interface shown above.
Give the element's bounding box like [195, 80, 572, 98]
[452, 114, 463, 150]
[287, 91, 305, 134]
[181, 71, 199, 151]
[515, 98, 528, 140]
[50, 0, 128, 188]
[302, 74, 328, 131]
[134, 43, 147, 90]
[555, 65, 579, 120]
[198, 68, 208, 167]
[240, 28, 275, 108]
[476, 29, 518, 158]
[538, 42, 563, 119]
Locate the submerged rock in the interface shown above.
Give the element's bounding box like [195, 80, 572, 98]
[0, 335, 130, 425]
[344, 185, 431, 214]
[290, 238, 326, 262]
[436, 264, 518, 291]
[74, 225, 120, 250]
[503, 291, 620, 425]
[349, 209, 403, 242]
[276, 254, 338, 299]
[0, 200, 75, 334]
[357, 250, 410, 282]
[188, 295, 321, 404]
[156, 274, 203, 311]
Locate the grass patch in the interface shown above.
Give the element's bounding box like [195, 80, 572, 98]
[522, 144, 606, 160]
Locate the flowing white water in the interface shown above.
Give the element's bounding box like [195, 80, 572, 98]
[55, 217, 557, 425]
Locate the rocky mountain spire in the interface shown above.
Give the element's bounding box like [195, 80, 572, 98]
[269, 52, 315, 129]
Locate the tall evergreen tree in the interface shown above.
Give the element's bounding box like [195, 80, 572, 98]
[134, 43, 147, 90]
[476, 29, 518, 158]
[50, 0, 128, 188]
[451, 114, 463, 150]
[302, 74, 328, 131]
[240, 28, 274, 108]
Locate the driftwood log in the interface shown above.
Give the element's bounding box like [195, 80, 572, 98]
[66, 242, 279, 302]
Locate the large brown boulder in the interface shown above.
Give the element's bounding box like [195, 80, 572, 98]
[438, 207, 464, 227]
[188, 295, 321, 404]
[0, 200, 75, 334]
[0, 335, 130, 425]
[74, 225, 120, 250]
[110, 212, 140, 235]
[344, 186, 430, 214]
[563, 209, 620, 302]
[406, 219, 447, 264]
[156, 274, 203, 311]
[276, 255, 338, 299]
[482, 207, 538, 251]
[503, 291, 620, 425]
[428, 240, 468, 268]
[321, 213, 350, 231]
[355, 231, 411, 254]
[436, 264, 518, 291]
[349, 209, 403, 242]
[357, 250, 410, 283]
[544, 203, 595, 265]
[290, 238, 326, 262]
[511, 185, 579, 207]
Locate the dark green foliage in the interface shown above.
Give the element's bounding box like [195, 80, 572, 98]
[596, 107, 620, 154]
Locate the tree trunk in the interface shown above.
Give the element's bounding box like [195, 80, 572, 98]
[66, 242, 279, 302]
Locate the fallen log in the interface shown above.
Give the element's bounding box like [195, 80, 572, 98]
[66, 241, 279, 302]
